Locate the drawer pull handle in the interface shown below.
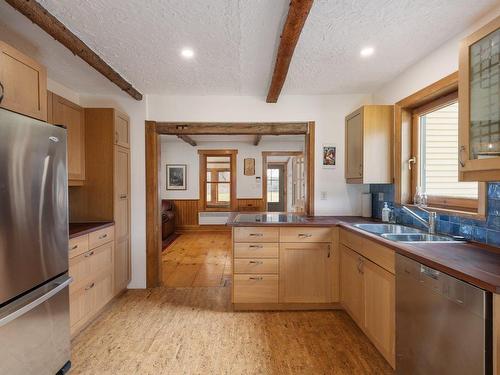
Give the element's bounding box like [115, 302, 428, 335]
[249, 245, 263, 249]
[357, 258, 364, 274]
[85, 282, 95, 290]
[249, 233, 263, 237]
[249, 277, 263, 281]
[249, 261, 263, 265]
[298, 233, 312, 238]
[84, 251, 95, 258]
[120, 194, 127, 199]
[98, 234, 108, 239]
[71, 244, 78, 250]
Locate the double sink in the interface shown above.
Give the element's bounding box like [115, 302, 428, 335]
[353, 223, 465, 244]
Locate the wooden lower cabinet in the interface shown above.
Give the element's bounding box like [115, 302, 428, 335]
[340, 245, 364, 325]
[69, 226, 116, 337]
[340, 237, 395, 368]
[114, 238, 131, 294]
[279, 242, 333, 303]
[233, 275, 279, 303]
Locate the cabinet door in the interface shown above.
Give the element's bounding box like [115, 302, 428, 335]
[114, 146, 130, 242]
[69, 286, 93, 335]
[279, 243, 333, 303]
[459, 17, 500, 181]
[114, 111, 130, 148]
[340, 245, 364, 326]
[345, 111, 363, 181]
[363, 259, 395, 367]
[49, 92, 85, 183]
[0, 41, 47, 121]
[114, 238, 130, 294]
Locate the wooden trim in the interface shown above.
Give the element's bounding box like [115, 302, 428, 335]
[199, 149, 238, 211]
[156, 122, 308, 135]
[306, 122, 315, 215]
[145, 121, 161, 287]
[177, 135, 197, 146]
[4, 0, 143, 100]
[266, 0, 314, 103]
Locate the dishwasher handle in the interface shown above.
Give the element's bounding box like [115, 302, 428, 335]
[420, 265, 440, 280]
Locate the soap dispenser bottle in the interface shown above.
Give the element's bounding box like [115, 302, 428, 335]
[381, 202, 391, 222]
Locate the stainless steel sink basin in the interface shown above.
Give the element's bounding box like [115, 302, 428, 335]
[380, 233, 465, 243]
[353, 223, 424, 235]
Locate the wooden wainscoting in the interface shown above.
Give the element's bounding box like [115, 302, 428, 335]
[171, 199, 230, 232]
[237, 198, 264, 212]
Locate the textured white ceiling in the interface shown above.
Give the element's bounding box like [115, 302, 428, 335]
[0, 0, 497, 96]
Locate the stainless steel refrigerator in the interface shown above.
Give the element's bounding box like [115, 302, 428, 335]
[0, 108, 72, 374]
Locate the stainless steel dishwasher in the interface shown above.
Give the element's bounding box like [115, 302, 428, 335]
[396, 254, 492, 375]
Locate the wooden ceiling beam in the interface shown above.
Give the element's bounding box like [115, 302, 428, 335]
[177, 135, 197, 146]
[266, 0, 314, 103]
[156, 122, 308, 135]
[5, 0, 143, 101]
[253, 135, 262, 146]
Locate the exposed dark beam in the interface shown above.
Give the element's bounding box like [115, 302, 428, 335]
[177, 135, 197, 146]
[5, 0, 143, 100]
[156, 122, 308, 135]
[266, 0, 314, 103]
[253, 134, 262, 146]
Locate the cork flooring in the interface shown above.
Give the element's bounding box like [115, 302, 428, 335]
[161, 232, 232, 287]
[70, 232, 394, 374]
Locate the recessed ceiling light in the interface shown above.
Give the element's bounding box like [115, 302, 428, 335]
[360, 47, 375, 57]
[181, 48, 194, 59]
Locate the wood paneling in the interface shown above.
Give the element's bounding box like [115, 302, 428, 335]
[172, 199, 199, 227]
[0, 40, 47, 121]
[237, 198, 264, 212]
[4, 0, 142, 100]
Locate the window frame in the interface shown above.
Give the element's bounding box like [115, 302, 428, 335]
[198, 149, 238, 211]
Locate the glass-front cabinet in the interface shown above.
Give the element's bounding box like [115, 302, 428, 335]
[459, 16, 500, 181]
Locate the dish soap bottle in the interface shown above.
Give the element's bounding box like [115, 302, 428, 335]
[382, 202, 391, 222]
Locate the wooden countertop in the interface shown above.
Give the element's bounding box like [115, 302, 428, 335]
[69, 221, 114, 239]
[228, 213, 500, 293]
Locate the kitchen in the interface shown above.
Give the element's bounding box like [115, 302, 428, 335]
[0, 1, 499, 374]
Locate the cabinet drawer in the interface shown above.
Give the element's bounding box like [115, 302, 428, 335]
[280, 227, 332, 243]
[234, 259, 279, 274]
[360, 239, 395, 274]
[233, 274, 279, 303]
[69, 235, 89, 259]
[88, 226, 114, 249]
[233, 243, 279, 258]
[69, 242, 113, 292]
[233, 227, 279, 243]
[340, 228, 364, 251]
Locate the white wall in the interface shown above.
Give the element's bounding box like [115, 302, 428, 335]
[160, 139, 304, 200]
[149, 95, 371, 216]
[373, 6, 500, 104]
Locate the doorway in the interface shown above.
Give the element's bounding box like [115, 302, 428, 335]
[266, 163, 287, 212]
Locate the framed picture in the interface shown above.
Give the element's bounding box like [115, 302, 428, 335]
[244, 158, 255, 176]
[322, 144, 336, 169]
[166, 164, 187, 190]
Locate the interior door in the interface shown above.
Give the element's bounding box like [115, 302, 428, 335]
[267, 164, 285, 212]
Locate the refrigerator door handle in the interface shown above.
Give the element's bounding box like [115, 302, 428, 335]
[0, 276, 72, 328]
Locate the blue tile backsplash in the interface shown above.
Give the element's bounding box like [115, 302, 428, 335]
[369, 182, 500, 248]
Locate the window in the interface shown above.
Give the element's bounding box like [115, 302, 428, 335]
[199, 150, 237, 210]
[412, 93, 479, 212]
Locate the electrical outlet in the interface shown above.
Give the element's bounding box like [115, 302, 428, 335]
[320, 191, 328, 200]
[378, 192, 384, 201]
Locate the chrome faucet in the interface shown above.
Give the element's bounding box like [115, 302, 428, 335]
[402, 206, 437, 234]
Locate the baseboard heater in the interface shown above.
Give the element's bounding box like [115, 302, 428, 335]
[198, 211, 231, 225]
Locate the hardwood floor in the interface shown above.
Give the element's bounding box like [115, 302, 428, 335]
[71, 286, 393, 374]
[161, 232, 232, 287]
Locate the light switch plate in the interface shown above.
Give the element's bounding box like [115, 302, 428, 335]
[320, 191, 328, 200]
[378, 192, 384, 201]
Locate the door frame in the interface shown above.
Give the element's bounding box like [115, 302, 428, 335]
[145, 121, 315, 287]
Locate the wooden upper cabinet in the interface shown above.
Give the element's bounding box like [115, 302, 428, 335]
[0, 41, 47, 121]
[279, 242, 333, 303]
[48, 91, 85, 185]
[114, 111, 130, 148]
[345, 105, 394, 184]
[459, 16, 500, 181]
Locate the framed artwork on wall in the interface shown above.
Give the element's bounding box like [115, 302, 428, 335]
[244, 158, 255, 175]
[322, 144, 336, 169]
[166, 164, 187, 190]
